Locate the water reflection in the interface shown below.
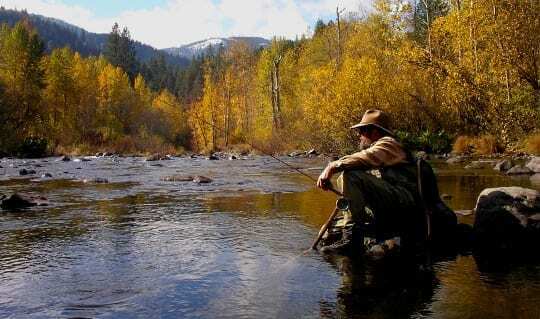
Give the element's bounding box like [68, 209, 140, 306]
[1, 157, 539, 318]
[320, 255, 438, 319]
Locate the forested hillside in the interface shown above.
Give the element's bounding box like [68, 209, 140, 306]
[0, 0, 538, 157]
[0, 7, 189, 66]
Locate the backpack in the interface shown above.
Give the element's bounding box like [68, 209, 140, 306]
[416, 158, 458, 242]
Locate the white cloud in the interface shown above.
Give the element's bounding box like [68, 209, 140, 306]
[2, 0, 373, 49]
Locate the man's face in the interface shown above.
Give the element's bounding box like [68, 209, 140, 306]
[358, 127, 374, 148]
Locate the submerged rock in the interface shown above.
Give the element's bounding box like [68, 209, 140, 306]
[494, 159, 513, 172]
[506, 165, 534, 175]
[160, 175, 212, 184]
[41, 173, 53, 178]
[82, 177, 109, 184]
[60, 155, 71, 162]
[473, 187, 540, 249]
[441, 194, 452, 200]
[161, 175, 194, 182]
[1, 193, 48, 210]
[526, 156, 540, 173]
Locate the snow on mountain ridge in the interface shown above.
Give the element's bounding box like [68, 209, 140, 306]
[163, 37, 270, 59]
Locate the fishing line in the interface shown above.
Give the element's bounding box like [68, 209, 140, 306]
[190, 113, 318, 182]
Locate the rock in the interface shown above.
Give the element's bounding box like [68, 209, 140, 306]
[161, 175, 194, 182]
[494, 159, 513, 172]
[103, 152, 114, 157]
[145, 153, 171, 161]
[145, 154, 160, 161]
[228, 155, 238, 160]
[1, 193, 48, 210]
[19, 168, 36, 176]
[465, 161, 489, 169]
[446, 156, 469, 164]
[60, 155, 71, 162]
[526, 156, 540, 173]
[506, 165, 534, 175]
[206, 154, 219, 160]
[41, 173, 53, 178]
[96, 152, 104, 157]
[190, 154, 198, 159]
[150, 163, 164, 167]
[307, 149, 318, 156]
[288, 150, 306, 157]
[441, 194, 452, 200]
[83, 178, 109, 184]
[192, 175, 212, 184]
[81, 157, 92, 162]
[365, 237, 401, 259]
[531, 174, 540, 186]
[473, 187, 540, 249]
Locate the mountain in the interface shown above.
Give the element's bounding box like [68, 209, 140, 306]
[164, 37, 270, 59]
[0, 8, 190, 67]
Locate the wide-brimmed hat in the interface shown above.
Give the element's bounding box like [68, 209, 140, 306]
[350, 109, 394, 136]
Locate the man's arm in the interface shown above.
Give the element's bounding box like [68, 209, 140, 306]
[316, 137, 407, 190]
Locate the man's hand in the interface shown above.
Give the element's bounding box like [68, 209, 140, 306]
[317, 162, 337, 190]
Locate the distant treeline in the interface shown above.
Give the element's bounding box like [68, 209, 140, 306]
[0, 0, 539, 157]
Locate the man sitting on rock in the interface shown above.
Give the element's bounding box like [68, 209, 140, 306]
[317, 109, 426, 254]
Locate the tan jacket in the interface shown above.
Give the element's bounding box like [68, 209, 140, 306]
[333, 136, 408, 171]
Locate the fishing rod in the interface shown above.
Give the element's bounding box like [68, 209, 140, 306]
[190, 113, 346, 252]
[191, 113, 343, 197]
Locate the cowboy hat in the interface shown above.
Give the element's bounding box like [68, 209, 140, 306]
[350, 109, 395, 136]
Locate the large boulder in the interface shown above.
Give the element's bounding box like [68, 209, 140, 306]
[1, 193, 48, 210]
[473, 187, 540, 249]
[526, 156, 540, 173]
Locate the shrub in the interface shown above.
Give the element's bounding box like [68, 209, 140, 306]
[523, 132, 540, 155]
[396, 130, 453, 154]
[452, 135, 504, 155]
[17, 137, 48, 158]
[473, 135, 503, 155]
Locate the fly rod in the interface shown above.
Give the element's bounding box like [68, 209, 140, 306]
[191, 113, 345, 251]
[190, 113, 343, 196]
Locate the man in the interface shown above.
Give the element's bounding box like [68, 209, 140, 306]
[316, 109, 425, 254]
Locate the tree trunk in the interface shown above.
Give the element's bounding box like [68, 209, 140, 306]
[271, 55, 283, 129]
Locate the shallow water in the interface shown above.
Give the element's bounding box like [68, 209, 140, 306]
[0, 156, 539, 318]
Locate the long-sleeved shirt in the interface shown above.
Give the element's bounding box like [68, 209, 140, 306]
[333, 136, 409, 171]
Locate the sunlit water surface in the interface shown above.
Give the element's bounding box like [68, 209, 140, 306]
[0, 156, 539, 318]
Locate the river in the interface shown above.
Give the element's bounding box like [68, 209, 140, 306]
[1, 155, 539, 318]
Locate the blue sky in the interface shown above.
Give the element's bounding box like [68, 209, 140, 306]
[3, 0, 372, 48]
